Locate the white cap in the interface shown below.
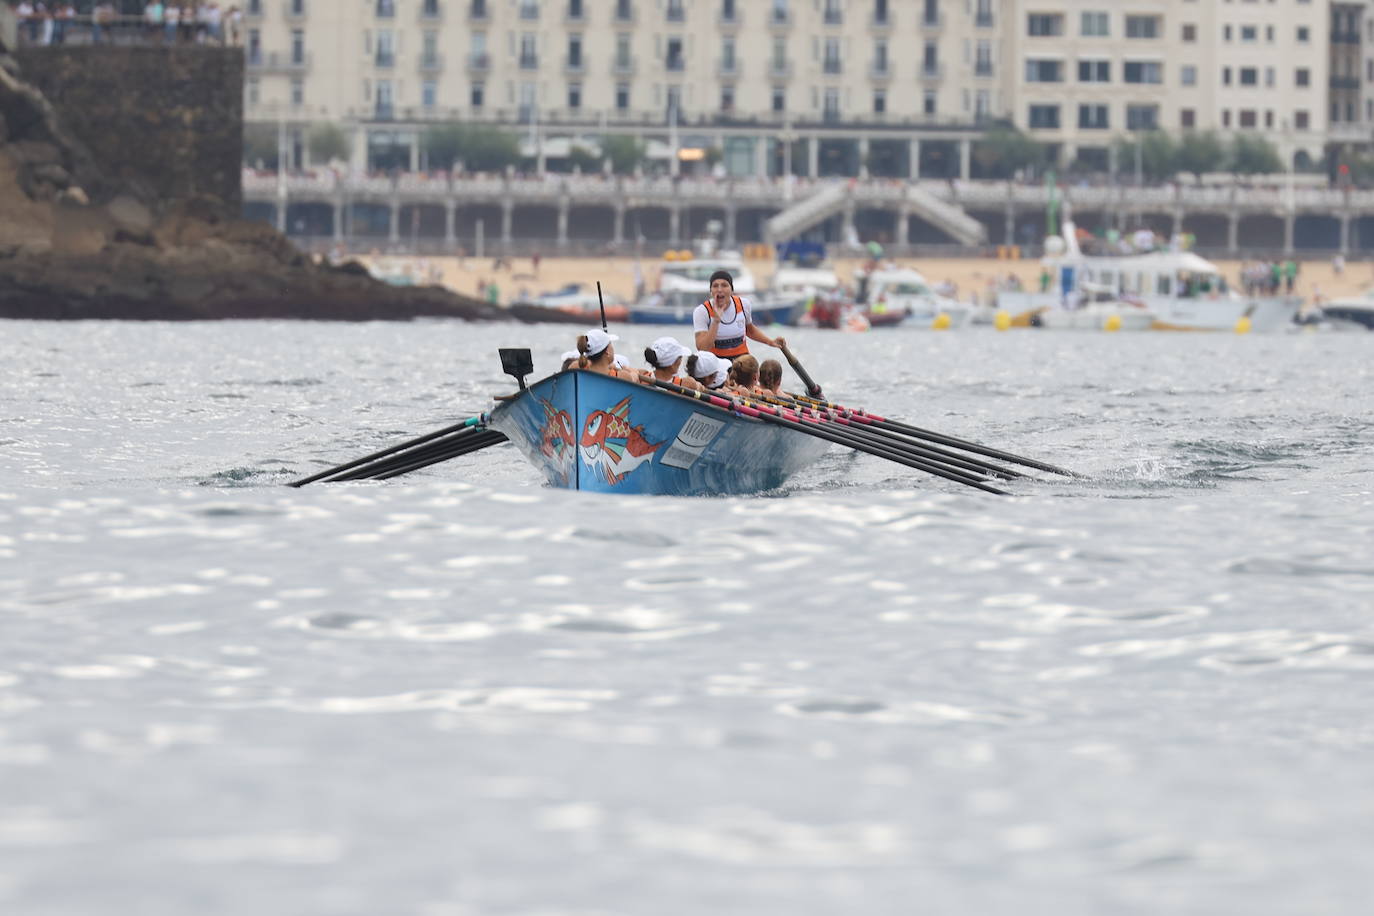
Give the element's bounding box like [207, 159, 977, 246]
[649, 336, 691, 368]
[583, 328, 619, 357]
[612, 354, 630, 369]
[689, 351, 730, 388]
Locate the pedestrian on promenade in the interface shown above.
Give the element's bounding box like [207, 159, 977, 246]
[52, 2, 74, 44]
[164, 2, 180, 43]
[15, 1, 37, 45]
[144, 1, 164, 41]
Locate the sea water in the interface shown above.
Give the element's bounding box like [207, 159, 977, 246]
[1, 320, 1372, 915]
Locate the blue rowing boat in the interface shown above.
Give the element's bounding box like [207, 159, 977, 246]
[486, 369, 830, 495]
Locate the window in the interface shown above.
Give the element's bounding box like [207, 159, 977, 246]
[1078, 59, 1110, 82]
[1240, 25, 1256, 42]
[246, 76, 259, 105]
[567, 34, 582, 69]
[1297, 26, 1309, 42]
[471, 82, 484, 107]
[1181, 64, 1196, 86]
[1239, 67, 1257, 86]
[1028, 104, 1060, 128]
[1221, 109, 1231, 127]
[1296, 68, 1310, 87]
[375, 29, 395, 67]
[614, 34, 631, 70]
[1078, 103, 1109, 129]
[823, 37, 841, 73]
[1181, 23, 1196, 42]
[721, 37, 736, 73]
[1238, 110, 1257, 127]
[720, 85, 733, 111]
[1080, 11, 1108, 36]
[519, 33, 537, 68]
[975, 41, 993, 76]
[1027, 14, 1063, 36]
[1126, 104, 1158, 130]
[375, 0, 394, 16]
[771, 87, 785, 112]
[822, 88, 840, 122]
[290, 77, 304, 105]
[1294, 110, 1309, 129]
[568, 82, 581, 109]
[1181, 108, 1196, 128]
[1025, 59, 1063, 82]
[666, 37, 683, 70]
[422, 80, 436, 108]
[1123, 61, 1161, 84]
[923, 89, 937, 115]
[1265, 67, 1275, 87]
[614, 83, 629, 110]
[291, 28, 305, 64]
[822, 0, 841, 24]
[1125, 15, 1159, 38]
[873, 89, 886, 114]
[1265, 110, 1274, 128]
[1222, 66, 1231, 86]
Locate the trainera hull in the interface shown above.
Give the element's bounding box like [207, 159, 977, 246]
[487, 370, 830, 495]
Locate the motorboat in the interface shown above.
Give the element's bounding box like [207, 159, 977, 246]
[861, 267, 971, 329]
[997, 219, 1301, 331]
[1313, 289, 1374, 330]
[1034, 281, 1156, 331]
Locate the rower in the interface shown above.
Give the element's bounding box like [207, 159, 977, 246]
[757, 359, 784, 395]
[685, 351, 731, 391]
[575, 328, 624, 376]
[694, 269, 786, 360]
[644, 336, 702, 390]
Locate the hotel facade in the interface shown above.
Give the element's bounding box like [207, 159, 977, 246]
[242, 0, 1374, 177]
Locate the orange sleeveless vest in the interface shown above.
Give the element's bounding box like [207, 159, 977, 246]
[702, 295, 750, 358]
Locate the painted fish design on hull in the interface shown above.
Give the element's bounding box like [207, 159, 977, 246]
[579, 396, 663, 485]
[537, 397, 575, 483]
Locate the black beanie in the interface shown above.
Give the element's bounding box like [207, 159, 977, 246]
[708, 269, 734, 289]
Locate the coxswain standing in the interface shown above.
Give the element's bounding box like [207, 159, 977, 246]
[693, 270, 786, 361]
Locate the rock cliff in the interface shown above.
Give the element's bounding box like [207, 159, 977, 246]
[0, 44, 498, 321]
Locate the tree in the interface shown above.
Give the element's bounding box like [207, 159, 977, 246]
[1174, 132, 1226, 179]
[971, 127, 1045, 179]
[1229, 135, 1282, 175]
[601, 134, 647, 175]
[1112, 131, 1176, 183]
[307, 123, 351, 165]
[242, 124, 279, 170]
[566, 144, 602, 173]
[421, 123, 521, 172]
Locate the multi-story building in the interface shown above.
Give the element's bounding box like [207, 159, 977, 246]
[245, 0, 1374, 178]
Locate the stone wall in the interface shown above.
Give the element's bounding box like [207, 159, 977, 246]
[13, 46, 242, 212]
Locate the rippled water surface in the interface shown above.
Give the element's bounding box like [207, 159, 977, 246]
[2, 320, 1373, 915]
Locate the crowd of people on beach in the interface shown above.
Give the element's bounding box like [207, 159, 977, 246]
[9, 2, 242, 46]
[1240, 259, 1300, 296]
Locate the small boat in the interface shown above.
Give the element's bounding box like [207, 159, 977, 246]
[860, 267, 971, 329]
[486, 369, 829, 495]
[517, 283, 630, 323]
[1033, 282, 1156, 331]
[998, 219, 1300, 331]
[628, 289, 800, 326]
[1313, 289, 1374, 330]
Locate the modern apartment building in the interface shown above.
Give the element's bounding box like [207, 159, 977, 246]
[243, 0, 1373, 176]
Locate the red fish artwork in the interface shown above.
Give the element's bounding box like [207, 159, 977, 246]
[537, 397, 575, 483]
[578, 396, 663, 484]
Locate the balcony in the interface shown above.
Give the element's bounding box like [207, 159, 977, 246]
[869, 61, 891, 80]
[283, 0, 307, 19]
[468, 1, 488, 20]
[822, 58, 842, 75]
[974, 61, 994, 77]
[613, 55, 636, 75]
[718, 57, 738, 77]
[518, 53, 539, 69]
[666, 56, 685, 72]
[975, 11, 994, 28]
[823, 9, 842, 25]
[1331, 30, 1360, 44]
[666, 5, 685, 22]
[518, 4, 539, 20]
[769, 58, 791, 78]
[921, 62, 943, 80]
[1330, 76, 1361, 90]
[564, 55, 585, 74]
[467, 52, 491, 71]
[247, 50, 312, 72]
[419, 52, 444, 72]
[374, 102, 395, 120]
[375, 0, 395, 18]
[375, 51, 396, 68]
[419, 1, 443, 22]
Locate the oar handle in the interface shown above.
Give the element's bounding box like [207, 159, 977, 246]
[596, 281, 608, 331]
[778, 342, 822, 399]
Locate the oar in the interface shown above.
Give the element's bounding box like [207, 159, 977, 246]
[648, 379, 1010, 495]
[289, 415, 488, 486]
[739, 390, 1026, 481]
[329, 427, 499, 482]
[785, 392, 1077, 479]
[371, 430, 508, 480]
[778, 342, 823, 399]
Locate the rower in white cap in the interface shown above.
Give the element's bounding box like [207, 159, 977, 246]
[642, 336, 702, 390]
[574, 328, 625, 377]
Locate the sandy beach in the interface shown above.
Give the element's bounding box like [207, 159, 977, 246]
[360, 251, 1373, 311]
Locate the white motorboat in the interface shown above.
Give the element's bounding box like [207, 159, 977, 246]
[998, 220, 1300, 331]
[1034, 281, 1156, 331]
[1314, 289, 1374, 330]
[862, 267, 971, 329]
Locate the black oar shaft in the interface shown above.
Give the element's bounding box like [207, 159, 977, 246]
[290, 415, 487, 487]
[778, 342, 822, 398]
[329, 427, 485, 481]
[373, 430, 508, 480]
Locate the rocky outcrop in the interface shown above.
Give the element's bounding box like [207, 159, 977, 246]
[0, 47, 498, 321]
